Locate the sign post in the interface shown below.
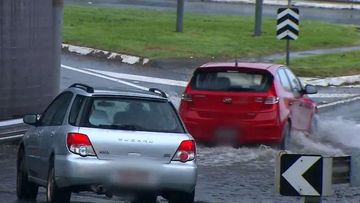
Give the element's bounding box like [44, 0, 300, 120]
[254, 0, 263, 36]
[176, 0, 184, 32]
[286, 0, 291, 66]
[276, 6, 299, 66]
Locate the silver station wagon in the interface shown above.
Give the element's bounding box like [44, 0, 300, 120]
[17, 84, 197, 203]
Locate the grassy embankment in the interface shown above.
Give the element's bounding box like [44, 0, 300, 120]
[63, 5, 360, 76]
[284, 51, 360, 77]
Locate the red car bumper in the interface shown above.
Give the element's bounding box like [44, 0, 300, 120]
[181, 110, 283, 145]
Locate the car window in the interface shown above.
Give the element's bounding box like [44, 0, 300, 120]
[40, 92, 73, 126]
[79, 97, 185, 133]
[69, 95, 86, 125]
[277, 69, 292, 92]
[284, 68, 302, 92]
[191, 69, 271, 92]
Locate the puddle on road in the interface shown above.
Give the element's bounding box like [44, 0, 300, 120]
[197, 116, 360, 167]
[197, 145, 277, 167]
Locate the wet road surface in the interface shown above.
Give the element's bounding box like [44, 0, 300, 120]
[2, 53, 360, 202]
[2, 121, 360, 203]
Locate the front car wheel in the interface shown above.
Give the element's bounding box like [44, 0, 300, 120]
[280, 123, 291, 150]
[16, 148, 38, 200]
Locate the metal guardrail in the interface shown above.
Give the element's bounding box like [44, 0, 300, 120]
[0, 123, 28, 143]
[332, 156, 351, 184]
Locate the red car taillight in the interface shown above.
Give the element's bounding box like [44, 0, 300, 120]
[264, 96, 279, 104]
[67, 133, 96, 157]
[172, 140, 196, 163]
[181, 93, 193, 102]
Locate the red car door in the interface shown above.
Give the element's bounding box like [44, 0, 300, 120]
[284, 68, 314, 131]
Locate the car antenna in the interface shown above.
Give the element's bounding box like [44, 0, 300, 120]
[235, 57, 238, 67]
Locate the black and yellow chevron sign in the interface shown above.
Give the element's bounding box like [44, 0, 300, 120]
[277, 8, 300, 40]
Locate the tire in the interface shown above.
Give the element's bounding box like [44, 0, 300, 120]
[310, 114, 319, 135]
[131, 194, 157, 203]
[280, 123, 291, 150]
[16, 148, 38, 200]
[168, 190, 195, 203]
[47, 163, 71, 203]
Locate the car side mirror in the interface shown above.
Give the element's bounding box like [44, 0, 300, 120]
[303, 84, 317, 94]
[23, 114, 39, 126]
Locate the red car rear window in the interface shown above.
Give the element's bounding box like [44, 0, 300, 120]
[191, 69, 272, 92]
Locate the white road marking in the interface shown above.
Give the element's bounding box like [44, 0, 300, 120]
[0, 64, 359, 131]
[0, 134, 23, 141]
[0, 118, 23, 127]
[85, 68, 188, 87]
[318, 96, 360, 109]
[311, 93, 358, 98]
[81, 68, 360, 99]
[62, 64, 360, 109]
[61, 65, 149, 91]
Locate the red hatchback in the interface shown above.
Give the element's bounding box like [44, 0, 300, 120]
[179, 62, 318, 149]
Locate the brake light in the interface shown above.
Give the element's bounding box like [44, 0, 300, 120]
[172, 140, 196, 163]
[181, 93, 193, 102]
[264, 96, 279, 104]
[67, 133, 96, 157]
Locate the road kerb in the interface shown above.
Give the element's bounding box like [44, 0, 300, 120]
[62, 44, 150, 65]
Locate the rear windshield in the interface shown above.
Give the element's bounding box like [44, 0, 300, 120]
[191, 69, 272, 92]
[79, 97, 185, 133]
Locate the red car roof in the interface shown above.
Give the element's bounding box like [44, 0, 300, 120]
[200, 62, 282, 70]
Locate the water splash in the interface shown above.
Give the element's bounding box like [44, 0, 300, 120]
[197, 145, 278, 167]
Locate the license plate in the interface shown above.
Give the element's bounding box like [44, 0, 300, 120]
[216, 128, 237, 137]
[215, 128, 238, 143]
[119, 170, 149, 185]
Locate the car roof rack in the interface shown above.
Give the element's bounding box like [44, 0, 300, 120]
[69, 83, 94, 93]
[149, 88, 167, 98]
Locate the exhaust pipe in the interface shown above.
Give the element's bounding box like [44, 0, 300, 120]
[90, 185, 112, 198]
[91, 185, 106, 194]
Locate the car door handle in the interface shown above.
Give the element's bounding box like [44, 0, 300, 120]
[194, 95, 206, 98]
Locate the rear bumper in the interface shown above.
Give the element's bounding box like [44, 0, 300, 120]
[54, 154, 197, 193]
[182, 111, 282, 145]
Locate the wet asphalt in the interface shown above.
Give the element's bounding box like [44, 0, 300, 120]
[1, 53, 360, 202]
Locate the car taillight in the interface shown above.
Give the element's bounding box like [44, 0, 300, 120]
[67, 133, 96, 157]
[181, 93, 193, 102]
[172, 140, 196, 163]
[264, 96, 279, 105]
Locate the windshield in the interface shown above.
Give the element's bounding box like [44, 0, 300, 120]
[80, 97, 185, 133]
[191, 69, 272, 92]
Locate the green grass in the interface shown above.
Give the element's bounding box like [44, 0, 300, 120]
[63, 5, 360, 59]
[283, 51, 360, 77]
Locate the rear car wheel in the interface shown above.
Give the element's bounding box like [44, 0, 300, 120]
[167, 190, 195, 203]
[47, 164, 71, 203]
[131, 194, 158, 203]
[16, 148, 38, 200]
[310, 114, 319, 135]
[280, 123, 291, 150]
